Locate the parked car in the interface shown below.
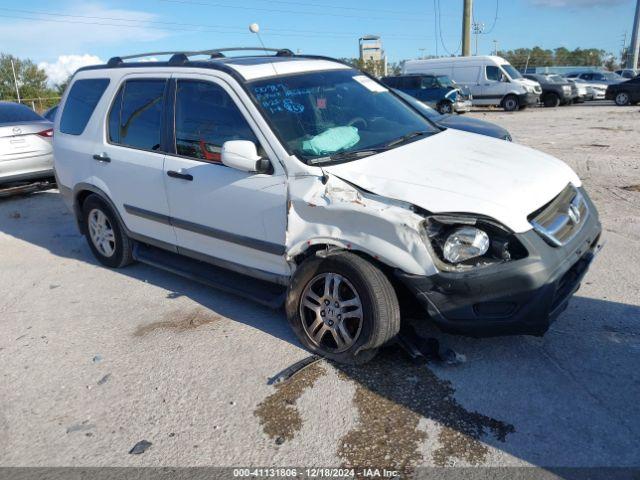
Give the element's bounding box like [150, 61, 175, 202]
[569, 78, 607, 100]
[54, 49, 602, 364]
[605, 75, 640, 105]
[403, 56, 542, 111]
[615, 69, 639, 79]
[393, 89, 512, 141]
[565, 78, 593, 102]
[564, 71, 624, 86]
[524, 74, 573, 107]
[381, 74, 472, 115]
[43, 105, 59, 122]
[0, 102, 54, 185]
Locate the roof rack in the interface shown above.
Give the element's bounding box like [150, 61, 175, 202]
[107, 47, 294, 67]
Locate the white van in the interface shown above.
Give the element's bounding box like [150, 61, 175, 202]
[53, 48, 601, 364]
[403, 56, 542, 111]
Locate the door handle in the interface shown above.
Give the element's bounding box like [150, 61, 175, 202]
[93, 153, 111, 163]
[167, 170, 193, 181]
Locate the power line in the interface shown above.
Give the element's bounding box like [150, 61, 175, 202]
[483, 0, 499, 35]
[0, 8, 449, 40]
[158, 0, 436, 23]
[436, 0, 461, 56]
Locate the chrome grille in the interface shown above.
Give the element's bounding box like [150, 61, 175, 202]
[529, 184, 588, 247]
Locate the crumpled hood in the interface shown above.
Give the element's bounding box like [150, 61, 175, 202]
[324, 129, 581, 233]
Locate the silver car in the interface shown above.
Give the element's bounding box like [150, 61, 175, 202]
[0, 102, 54, 185]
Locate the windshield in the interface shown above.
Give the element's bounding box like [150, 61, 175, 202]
[249, 70, 439, 163]
[501, 64, 522, 80]
[437, 76, 455, 88]
[548, 75, 565, 84]
[603, 72, 624, 81]
[392, 89, 441, 120]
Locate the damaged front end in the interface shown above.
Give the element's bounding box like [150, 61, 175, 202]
[286, 172, 603, 338]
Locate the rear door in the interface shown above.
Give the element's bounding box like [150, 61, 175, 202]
[163, 74, 289, 278]
[95, 74, 176, 245]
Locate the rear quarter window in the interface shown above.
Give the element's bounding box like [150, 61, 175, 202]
[60, 78, 110, 135]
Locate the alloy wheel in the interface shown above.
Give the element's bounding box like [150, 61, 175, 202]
[88, 208, 116, 257]
[299, 273, 363, 353]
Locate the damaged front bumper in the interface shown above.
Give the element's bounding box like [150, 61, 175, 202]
[396, 195, 603, 337]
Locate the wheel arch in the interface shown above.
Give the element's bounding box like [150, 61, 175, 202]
[72, 183, 127, 236]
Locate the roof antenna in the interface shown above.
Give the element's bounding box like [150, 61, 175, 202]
[250, 23, 279, 76]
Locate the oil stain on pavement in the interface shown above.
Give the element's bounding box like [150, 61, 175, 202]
[334, 349, 514, 469]
[133, 308, 222, 337]
[255, 362, 327, 443]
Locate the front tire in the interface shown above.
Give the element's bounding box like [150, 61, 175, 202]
[543, 93, 560, 108]
[502, 95, 519, 112]
[82, 194, 133, 268]
[286, 252, 400, 365]
[615, 91, 631, 106]
[437, 100, 453, 115]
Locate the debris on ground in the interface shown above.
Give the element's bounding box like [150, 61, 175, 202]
[8, 211, 21, 219]
[92, 355, 103, 364]
[622, 185, 640, 192]
[267, 355, 322, 385]
[0, 180, 56, 199]
[397, 324, 465, 366]
[66, 422, 95, 434]
[440, 348, 467, 366]
[97, 374, 111, 385]
[129, 440, 152, 454]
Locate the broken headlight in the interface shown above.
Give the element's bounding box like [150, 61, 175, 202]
[421, 215, 527, 270]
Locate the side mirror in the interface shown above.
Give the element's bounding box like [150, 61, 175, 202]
[221, 140, 271, 174]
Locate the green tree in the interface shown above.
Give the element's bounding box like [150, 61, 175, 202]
[0, 53, 56, 107]
[498, 46, 613, 70]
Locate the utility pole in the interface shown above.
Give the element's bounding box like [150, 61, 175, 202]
[473, 21, 485, 56]
[462, 0, 473, 57]
[419, 48, 427, 59]
[628, 0, 640, 69]
[493, 40, 498, 56]
[10, 58, 21, 103]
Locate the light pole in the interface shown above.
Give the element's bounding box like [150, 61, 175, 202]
[627, 0, 640, 69]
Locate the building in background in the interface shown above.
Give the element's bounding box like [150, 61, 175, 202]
[359, 35, 387, 77]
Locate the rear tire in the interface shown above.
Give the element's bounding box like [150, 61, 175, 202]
[502, 95, 519, 112]
[82, 194, 133, 268]
[286, 252, 400, 365]
[543, 93, 560, 108]
[615, 91, 631, 106]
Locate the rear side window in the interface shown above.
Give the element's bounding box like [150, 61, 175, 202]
[60, 79, 110, 135]
[108, 79, 165, 151]
[174, 80, 258, 163]
[0, 103, 44, 124]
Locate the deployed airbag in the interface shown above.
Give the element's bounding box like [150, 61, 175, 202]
[302, 126, 360, 156]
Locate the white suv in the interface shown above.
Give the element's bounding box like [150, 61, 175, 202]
[54, 48, 602, 364]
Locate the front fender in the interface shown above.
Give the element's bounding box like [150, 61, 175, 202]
[286, 175, 437, 276]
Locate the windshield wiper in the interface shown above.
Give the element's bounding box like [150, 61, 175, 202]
[308, 147, 390, 165]
[385, 130, 431, 148]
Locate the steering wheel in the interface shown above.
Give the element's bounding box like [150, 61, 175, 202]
[347, 117, 368, 130]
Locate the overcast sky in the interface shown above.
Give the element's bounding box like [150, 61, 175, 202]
[0, 0, 634, 84]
